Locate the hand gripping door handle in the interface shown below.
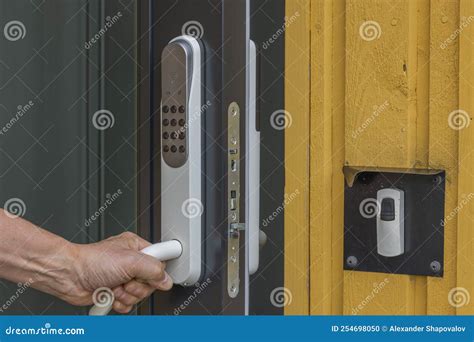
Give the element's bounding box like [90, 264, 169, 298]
[89, 240, 183, 316]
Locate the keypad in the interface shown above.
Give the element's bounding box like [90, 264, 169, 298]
[162, 103, 187, 163]
[161, 42, 190, 168]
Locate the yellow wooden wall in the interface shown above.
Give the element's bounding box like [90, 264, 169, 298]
[285, 0, 474, 315]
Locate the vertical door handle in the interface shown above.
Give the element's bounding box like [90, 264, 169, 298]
[248, 40, 262, 275]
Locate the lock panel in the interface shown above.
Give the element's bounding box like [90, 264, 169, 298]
[343, 167, 445, 277]
[160, 36, 203, 286]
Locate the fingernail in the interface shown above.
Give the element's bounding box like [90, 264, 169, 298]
[159, 272, 172, 287]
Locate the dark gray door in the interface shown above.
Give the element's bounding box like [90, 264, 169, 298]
[0, 0, 138, 315]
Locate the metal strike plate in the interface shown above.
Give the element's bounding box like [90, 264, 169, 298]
[227, 102, 243, 298]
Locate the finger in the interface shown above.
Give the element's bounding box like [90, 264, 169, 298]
[147, 271, 173, 291]
[108, 232, 152, 251]
[124, 233, 151, 251]
[123, 280, 155, 300]
[113, 300, 133, 314]
[113, 285, 140, 306]
[129, 253, 167, 284]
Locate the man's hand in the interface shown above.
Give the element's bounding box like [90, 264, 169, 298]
[0, 210, 169, 314]
[67, 232, 173, 313]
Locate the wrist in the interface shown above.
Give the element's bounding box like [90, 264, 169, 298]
[62, 242, 92, 305]
[32, 239, 89, 305]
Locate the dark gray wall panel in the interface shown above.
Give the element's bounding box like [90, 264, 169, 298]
[0, 0, 137, 315]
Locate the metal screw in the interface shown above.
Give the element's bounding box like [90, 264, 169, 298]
[430, 260, 441, 273]
[346, 256, 358, 268]
[433, 176, 442, 185]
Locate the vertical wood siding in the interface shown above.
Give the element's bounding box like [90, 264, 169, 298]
[285, 0, 474, 315]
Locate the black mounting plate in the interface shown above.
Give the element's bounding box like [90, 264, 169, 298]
[343, 168, 446, 277]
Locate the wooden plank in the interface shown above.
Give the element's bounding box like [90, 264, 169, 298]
[330, 0, 347, 314]
[456, 0, 474, 315]
[284, 0, 311, 315]
[343, 0, 418, 315]
[310, 0, 334, 315]
[345, 0, 412, 168]
[413, 0, 431, 315]
[426, 0, 459, 315]
[309, 0, 345, 314]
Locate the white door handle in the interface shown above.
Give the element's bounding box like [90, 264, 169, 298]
[88, 240, 183, 316]
[248, 40, 261, 275]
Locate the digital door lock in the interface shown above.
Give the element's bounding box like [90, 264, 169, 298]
[90, 34, 264, 313]
[159, 36, 263, 291]
[90, 35, 204, 315]
[159, 35, 203, 286]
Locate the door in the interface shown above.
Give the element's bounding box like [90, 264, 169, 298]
[0, 0, 138, 315]
[137, 0, 286, 315]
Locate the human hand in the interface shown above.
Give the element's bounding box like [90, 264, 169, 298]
[64, 232, 172, 313]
